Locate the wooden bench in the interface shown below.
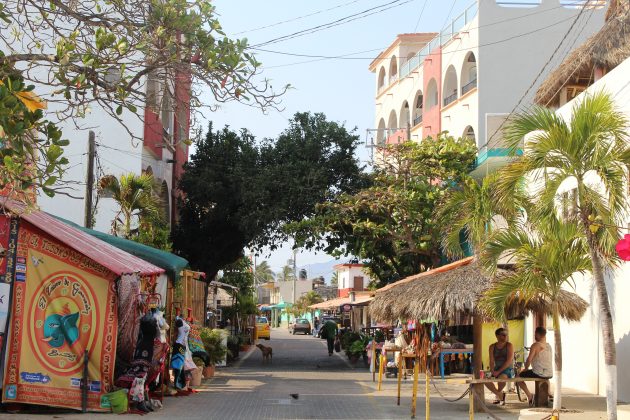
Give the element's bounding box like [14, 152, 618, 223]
[466, 377, 550, 413]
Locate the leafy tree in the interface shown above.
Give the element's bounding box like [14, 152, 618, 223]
[173, 113, 367, 279]
[220, 257, 255, 296]
[330, 271, 339, 287]
[0, 0, 284, 198]
[98, 172, 161, 238]
[0, 63, 66, 202]
[498, 91, 629, 419]
[254, 261, 275, 285]
[290, 133, 477, 285]
[482, 216, 590, 410]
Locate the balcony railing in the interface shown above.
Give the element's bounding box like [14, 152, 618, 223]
[461, 78, 477, 95]
[443, 92, 458, 107]
[399, 2, 477, 80]
[413, 114, 423, 126]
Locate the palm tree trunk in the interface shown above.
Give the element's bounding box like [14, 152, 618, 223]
[582, 219, 617, 420]
[552, 307, 562, 410]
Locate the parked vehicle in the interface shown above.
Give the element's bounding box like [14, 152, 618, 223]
[256, 316, 271, 340]
[289, 318, 311, 335]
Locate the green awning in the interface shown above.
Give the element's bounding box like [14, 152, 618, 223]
[55, 216, 189, 283]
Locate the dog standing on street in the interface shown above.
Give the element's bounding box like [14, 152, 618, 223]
[256, 343, 273, 363]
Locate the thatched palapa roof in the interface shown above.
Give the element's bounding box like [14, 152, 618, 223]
[370, 257, 588, 323]
[535, 1, 630, 106]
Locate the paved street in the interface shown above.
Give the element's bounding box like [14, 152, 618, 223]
[0, 328, 518, 419]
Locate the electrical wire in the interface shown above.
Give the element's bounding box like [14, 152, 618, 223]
[413, 0, 429, 32]
[232, 0, 363, 35]
[250, 0, 414, 48]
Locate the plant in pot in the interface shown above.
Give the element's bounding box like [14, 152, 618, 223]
[346, 340, 365, 364]
[226, 335, 239, 363]
[200, 328, 227, 378]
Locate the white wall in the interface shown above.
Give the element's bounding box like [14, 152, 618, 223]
[547, 57, 630, 401]
[336, 266, 372, 290]
[477, 0, 604, 149]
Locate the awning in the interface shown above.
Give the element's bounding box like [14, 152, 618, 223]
[55, 216, 188, 282]
[1, 200, 164, 277]
[309, 294, 374, 310]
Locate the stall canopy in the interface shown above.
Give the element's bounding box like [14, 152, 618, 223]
[309, 293, 374, 310]
[2, 200, 164, 276]
[370, 256, 588, 323]
[55, 216, 188, 282]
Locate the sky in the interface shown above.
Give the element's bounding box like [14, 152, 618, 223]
[199, 0, 480, 276]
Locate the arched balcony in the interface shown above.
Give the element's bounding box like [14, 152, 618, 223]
[378, 67, 387, 93]
[461, 52, 477, 95]
[463, 126, 475, 143]
[413, 90, 423, 126]
[425, 78, 438, 110]
[387, 109, 398, 130]
[376, 118, 386, 145]
[389, 56, 398, 84]
[443, 65, 458, 107]
[399, 101, 410, 129]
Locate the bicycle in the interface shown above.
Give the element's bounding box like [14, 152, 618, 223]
[511, 346, 530, 402]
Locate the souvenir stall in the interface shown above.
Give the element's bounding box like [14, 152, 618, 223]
[0, 201, 164, 412]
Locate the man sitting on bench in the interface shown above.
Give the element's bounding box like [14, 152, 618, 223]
[517, 326, 553, 406]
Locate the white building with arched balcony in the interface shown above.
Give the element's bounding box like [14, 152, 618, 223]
[369, 0, 606, 177]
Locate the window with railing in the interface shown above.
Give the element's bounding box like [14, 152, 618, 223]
[443, 92, 458, 107]
[461, 78, 477, 95]
[413, 114, 423, 126]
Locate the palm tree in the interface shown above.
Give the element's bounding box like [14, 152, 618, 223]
[498, 91, 629, 418]
[276, 264, 295, 282]
[98, 173, 161, 238]
[439, 173, 524, 258]
[330, 271, 339, 287]
[482, 216, 590, 410]
[254, 261, 275, 285]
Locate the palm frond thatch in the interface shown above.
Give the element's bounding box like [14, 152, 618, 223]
[370, 258, 588, 323]
[535, 4, 630, 106]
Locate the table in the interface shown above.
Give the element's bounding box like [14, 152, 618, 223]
[439, 348, 474, 379]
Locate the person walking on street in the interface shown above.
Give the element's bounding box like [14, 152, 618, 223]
[322, 319, 338, 356]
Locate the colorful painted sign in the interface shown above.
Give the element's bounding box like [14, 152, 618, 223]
[2, 225, 117, 411]
[0, 216, 19, 384]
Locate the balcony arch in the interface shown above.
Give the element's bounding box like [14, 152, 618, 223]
[461, 52, 477, 95]
[412, 90, 423, 126]
[387, 109, 398, 130]
[463, 125, 475, 142]
[389, 56, 398, 84]
[377, 118, 386, 145]
[378, 66, 387, 91]
[425, 78, 438, 110]
[443, 65, 458, 107]
[399, 101, 410, 128]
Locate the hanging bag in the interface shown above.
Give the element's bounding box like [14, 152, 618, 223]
[334, 336, 341, 353]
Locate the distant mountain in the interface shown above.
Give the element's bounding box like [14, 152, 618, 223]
[299, 259, 339, 284]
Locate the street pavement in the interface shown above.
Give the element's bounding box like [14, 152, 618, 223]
[0, 328, 523, 419]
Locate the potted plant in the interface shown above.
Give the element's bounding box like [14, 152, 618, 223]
[347, 340, 365, 365]
[226, 335, 239, 363]
[200, 328, 228, 378]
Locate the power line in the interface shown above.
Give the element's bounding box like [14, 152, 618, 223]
[262, 13, 580, 69]
[250, 0, 414, 48]
[413, 0, 429, 32]
[232, 0, 362, 35]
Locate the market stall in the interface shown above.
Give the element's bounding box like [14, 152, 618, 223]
[0, 200, 164, 412]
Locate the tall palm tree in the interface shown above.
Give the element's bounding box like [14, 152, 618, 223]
[276, 264, 295, 282]
[254, 261, 275, 285]
[439, 173, 524, 258]
[482, 216, 590, 410]
[98, 173, 161, 238]
[498, 91, 629, 418]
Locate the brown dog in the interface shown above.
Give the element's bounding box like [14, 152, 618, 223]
[256, 343, 273, 363]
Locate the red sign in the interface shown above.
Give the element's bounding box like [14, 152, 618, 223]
[342, 304, 352, 312]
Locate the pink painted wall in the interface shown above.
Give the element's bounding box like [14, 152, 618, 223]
[143, 108, 163, 159]
[422, 46, 442, 139]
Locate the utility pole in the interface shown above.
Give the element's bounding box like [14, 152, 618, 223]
[84, 131, 96, 228]
[292, 248, 297, 305]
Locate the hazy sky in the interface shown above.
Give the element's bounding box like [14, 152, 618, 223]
[201, 0, 477, 275]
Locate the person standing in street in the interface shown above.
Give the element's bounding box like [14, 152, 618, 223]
[322, 319, 338, 356]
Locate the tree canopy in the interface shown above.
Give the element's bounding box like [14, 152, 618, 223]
[172, 112, 368, 279]
[290, 133, 477, 286]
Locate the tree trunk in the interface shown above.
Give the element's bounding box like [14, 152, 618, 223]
[552, 307, 562, 410]
[583, 219, 617, 420]
[472, 314, 484, 410]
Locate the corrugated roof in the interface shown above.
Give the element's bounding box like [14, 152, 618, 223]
[56, 216, 188, 282]
[2, 200, 164, 277]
